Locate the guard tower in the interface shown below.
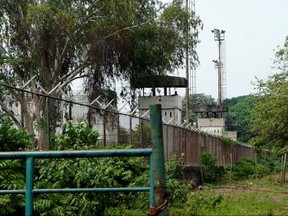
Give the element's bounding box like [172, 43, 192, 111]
[132, 75, 187, 125]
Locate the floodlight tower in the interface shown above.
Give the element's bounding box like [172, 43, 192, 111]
[212, 29, 225, 105]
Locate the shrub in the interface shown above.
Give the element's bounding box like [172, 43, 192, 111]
[231, 157, 255, 180]
[232, 155, 279, 180]
[51, 121, 99, 150]
[0, 114, 32, 151]
[0, 114, 32, 215]
[125, 157, 192, 213]
[257, 154, 281, 174]
[200, 151, 224, 183]
[35, 122, 147, 215]
[165, 157, 192, 206]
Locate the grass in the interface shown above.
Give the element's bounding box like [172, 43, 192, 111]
[104, 174, 288, 216]
[169, 174, 288, 216]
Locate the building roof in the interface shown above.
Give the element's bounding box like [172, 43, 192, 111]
[131, 75, 187, 88]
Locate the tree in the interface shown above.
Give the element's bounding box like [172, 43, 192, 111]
[0, 0, 202, 149]
[250, 36, 288, 152]
[223, 95, 259, 143]
[182, 93, 216, 124]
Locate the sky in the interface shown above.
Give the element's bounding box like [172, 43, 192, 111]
[164, 0, 288, 99]
[72, 0, 288, 102]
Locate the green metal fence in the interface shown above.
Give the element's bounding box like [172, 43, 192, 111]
[0, 149, 155, 216]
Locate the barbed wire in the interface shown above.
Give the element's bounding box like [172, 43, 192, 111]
[0, 83, 253, 148]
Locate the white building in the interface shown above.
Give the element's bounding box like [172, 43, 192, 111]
[197, 117, 237, 140]
[138, 95, 182, 125]
[197, 118, 225, 136]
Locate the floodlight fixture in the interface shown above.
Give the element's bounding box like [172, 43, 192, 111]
[212, 28, 225, 42]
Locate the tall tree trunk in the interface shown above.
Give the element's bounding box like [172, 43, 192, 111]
[21, 91, 50, 150]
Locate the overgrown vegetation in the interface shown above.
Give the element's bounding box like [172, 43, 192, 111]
[200, 151, 282, 184]
[0, 0, 202, 150]
[0, 114, 33, 151]
[200, 151, 224, 183]
[223, 95, 259, 143]
[218, 136, 237, 147]
[0, 115, 286, 215]
[170, 176, 288, 216]
[0, 121, 192, 215]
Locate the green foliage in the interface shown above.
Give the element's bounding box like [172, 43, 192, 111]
[0, 114, 32, 151]
[132, 123, 152, 148]
[228, 154, 281, 181]
[257, 153, 281, 174]
[165, 157, 192, 206]
[0, 0, 202, 148]
[107, 157, 192, 214]
[250, 72, 288, 151]
[0, 159, 26, 215]
[231, 157, 256, 180]
[51, 121, 99, 150]
[34, 154, 145, 215]
[34, 123, 145, 215]
[223, 95, 259, 143]
[250, 36, 288, 152]
[0, 122, 192, 215]
[182, 93, 216, 124]
[170, 193, 223, 216]
[170, 182, 288, 216]
[218, 136, 237, 147]
[104, 206, 145, 216]
[200, 151, 224, 183]
[0, 115, 31, 214]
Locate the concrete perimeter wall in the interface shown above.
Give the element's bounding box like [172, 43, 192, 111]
[162, 124, 255, 166]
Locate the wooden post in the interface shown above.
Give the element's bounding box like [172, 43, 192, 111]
[281, 153, 287, 184]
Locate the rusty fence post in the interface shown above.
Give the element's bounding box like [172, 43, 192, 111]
[149, 104, 168, 216]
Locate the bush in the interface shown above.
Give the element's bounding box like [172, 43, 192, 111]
[35, 122, 147, 215]
[200, 151, 224, 183]
[51, 121, 99, 150]
[121, 157, 193, 213]
[231, 157, 255, 180]
[257, 154, 281, 174]
[0, 114, 33, 215]
[0, 114, 32, 151]
[165, 157, 192, 206]
[231, 155, 280, 180]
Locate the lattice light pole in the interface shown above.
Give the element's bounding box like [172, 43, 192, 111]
[212, 29, 225, 105]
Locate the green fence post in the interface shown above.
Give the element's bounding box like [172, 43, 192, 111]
[25, 157, 34, 216]
[150, 104, 168, 216]
[149, 154, 155, 207]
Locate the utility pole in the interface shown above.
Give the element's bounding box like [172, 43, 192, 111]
[185, 0, 190, 124]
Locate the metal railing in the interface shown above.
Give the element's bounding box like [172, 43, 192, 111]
[0, 149, 155, 216]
